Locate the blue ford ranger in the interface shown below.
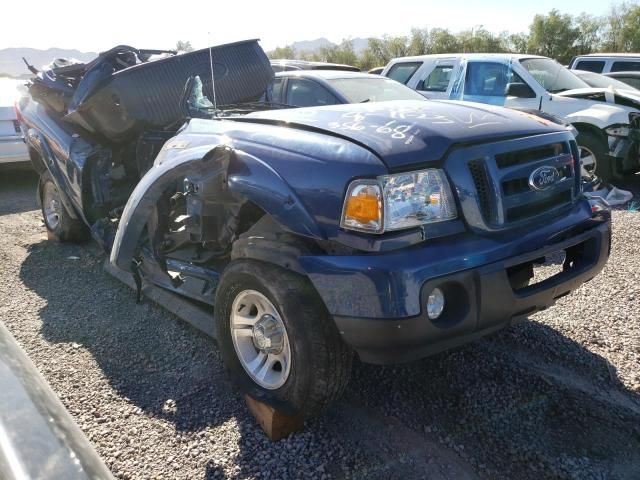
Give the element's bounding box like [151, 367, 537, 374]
[17, 40, 611, 416]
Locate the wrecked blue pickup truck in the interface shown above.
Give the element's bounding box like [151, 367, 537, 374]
[17, 40, 611, 416]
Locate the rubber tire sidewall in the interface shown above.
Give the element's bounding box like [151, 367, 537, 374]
[576, 130, 613, 181]
[40, 172, 88, 242]
[215, 259, 351, 417]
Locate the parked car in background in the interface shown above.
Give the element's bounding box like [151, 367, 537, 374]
[270, 59, 359, 72]
[382, 53, 640, 179]
[367, 66, 385, 75]
[18, 40, 611, 417]
[572, 69, 640, 93]
[568, 53, 640, 74]
[265, 71, 577, 143]
[605, 71, 640, 90]
[0, 78, 29, 165]
[265, 70, 426, 106]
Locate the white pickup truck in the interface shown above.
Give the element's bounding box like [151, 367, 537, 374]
[382, 54, 640, 180]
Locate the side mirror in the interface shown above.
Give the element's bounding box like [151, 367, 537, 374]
[505, 82, 536, 98]
[415, 79, 425, 91]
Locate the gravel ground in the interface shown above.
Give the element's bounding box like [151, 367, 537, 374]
[0, 164, 639, 480]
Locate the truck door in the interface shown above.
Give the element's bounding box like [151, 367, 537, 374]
[412, 58, 459, 99]
[451, 60, 540, 109]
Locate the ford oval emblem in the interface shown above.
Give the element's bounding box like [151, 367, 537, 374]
[529, 166, 560, 191]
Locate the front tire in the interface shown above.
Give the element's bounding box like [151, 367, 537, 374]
[576, 130, 613, 180]
[215, 259, 353, 417]
[40, 172, 88, 242]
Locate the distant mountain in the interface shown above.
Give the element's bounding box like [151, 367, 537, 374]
[0, 48, 97, 78]
[290, 38, 335, 54]
[351, 38, 370, 54]
[289, 37, 371, 56]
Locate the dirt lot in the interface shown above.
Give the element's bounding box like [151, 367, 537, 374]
[0, 164, 639, 480]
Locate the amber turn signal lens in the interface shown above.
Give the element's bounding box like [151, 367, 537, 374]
[341, 182, 383, 233]
[345, 191, 380, 224]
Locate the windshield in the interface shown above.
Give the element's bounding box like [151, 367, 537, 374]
[520, 58, 589, 93]
[577, 71, 639, 91]
[327, 77, 426, 103]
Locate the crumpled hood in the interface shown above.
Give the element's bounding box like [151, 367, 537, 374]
[557, 87, 640, 107]
[246, 100, 566, 170]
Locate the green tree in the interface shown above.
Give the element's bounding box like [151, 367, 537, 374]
[505, 33, 529, 53]
[267, 5, 633, 71]
[358, 48, 383, 70]
[268, 45, 295, 59]
[427, 29, 461, 53]
[603, 3, 624, 50]
[408, 28, 430, 56]
[617, 2, 640, 51]
[317, 40, 358, 66]
[360, 35, 412, 68]
[362, 37, 392, 67]
[458, 27, 507, 53]
[386, 36, 411, 58]
[574, 13, 604, 54]
[527, 9, 579, 63]
[175, 40, 194, 53]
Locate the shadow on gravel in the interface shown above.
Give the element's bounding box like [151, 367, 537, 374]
[345, 321, 640, 479]
[19, 240, 364, 479]
[0, 164, 38, 215]
[19, 240, 233, 431]
[18, 238, 640, 480]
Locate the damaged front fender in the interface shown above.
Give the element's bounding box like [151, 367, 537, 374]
[109, 144, 324, 272]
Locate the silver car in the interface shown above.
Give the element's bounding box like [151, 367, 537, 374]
[0, 79, 29, 165]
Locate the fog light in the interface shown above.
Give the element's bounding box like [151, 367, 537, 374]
[427, 287, 445, 320]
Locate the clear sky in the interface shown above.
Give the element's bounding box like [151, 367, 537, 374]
[1, 0, 613, 52]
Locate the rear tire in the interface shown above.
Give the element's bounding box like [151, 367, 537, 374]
[40, 172, 88, 242]
[215, 259, 353, 417]
[576, 130, 613, 181]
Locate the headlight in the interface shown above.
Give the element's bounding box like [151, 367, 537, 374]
[341, 169, 457, 234]
[381, 169, 457, 230]
[605, 124, 630, 137]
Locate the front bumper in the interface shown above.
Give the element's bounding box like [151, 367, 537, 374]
[301, 204, 611, 364]
[609, 120, 640, 174]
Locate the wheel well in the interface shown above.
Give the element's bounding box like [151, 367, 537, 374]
[572, 122, 606, 143]
[235, 201, 267, 238]
[231, 214, 321, 275]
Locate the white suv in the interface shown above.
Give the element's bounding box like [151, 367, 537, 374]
[568, 54, 640, 74]
[382, 54, 640, 179]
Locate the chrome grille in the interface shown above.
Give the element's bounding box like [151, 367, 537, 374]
[450, 133, 579, 231]
[495, 143, 565, 169]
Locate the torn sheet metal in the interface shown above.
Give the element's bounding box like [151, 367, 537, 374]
[65, 40, 273, 141]
[28, 40, 273, 142]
